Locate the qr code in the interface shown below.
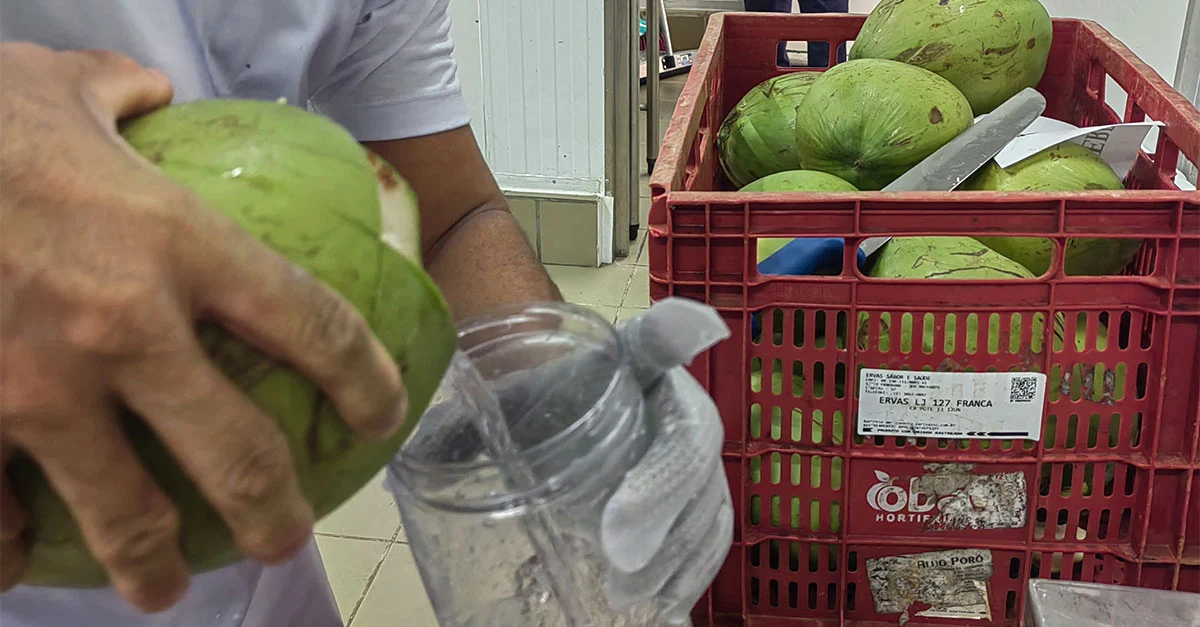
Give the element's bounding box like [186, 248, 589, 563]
[1009, 376, 1039, 403]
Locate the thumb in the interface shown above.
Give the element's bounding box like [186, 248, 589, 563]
[617, 298, 730, 387]
[74, 49, 174, 120]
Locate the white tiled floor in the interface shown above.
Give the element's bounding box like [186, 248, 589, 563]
[316, 237, 654, 626]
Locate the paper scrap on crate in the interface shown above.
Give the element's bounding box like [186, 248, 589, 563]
[866, 549, 995, 623]
[977, 115, 1164, 179]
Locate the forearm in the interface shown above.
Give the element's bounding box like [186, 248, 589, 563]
[361, 128, 560, 322]
[425, 201, 562, 322]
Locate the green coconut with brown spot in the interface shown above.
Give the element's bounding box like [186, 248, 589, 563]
[964, 142, 1141, 276]
[869, 236, 1035, 280]
[849, 0, 1053, 114]
[859, 234, 1075, 350]
[793, 59, 974, 190]
[739, 170, 859, 262]
[11, 99, 457, 586]
[861, 236, 1047, 353]
[717, 72, 822, 188]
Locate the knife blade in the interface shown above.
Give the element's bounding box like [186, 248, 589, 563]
[858, 87, 1048, 259]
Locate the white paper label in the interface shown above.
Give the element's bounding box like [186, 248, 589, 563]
[857, 369, 1046, 440]
[992, 119, 1162, 179]
[867, 549, 994, 623]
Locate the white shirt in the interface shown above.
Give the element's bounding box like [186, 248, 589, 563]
[0, 0, 469, 141]
[0, 1, 467, 625]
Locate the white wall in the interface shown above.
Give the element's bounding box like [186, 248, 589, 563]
[1040, 0, 1187, 88]
[447, 0, 607, 200]
[1021, 0, 1189, 153]
[447, 0, 485, 150]
[482, 1, 608, 200]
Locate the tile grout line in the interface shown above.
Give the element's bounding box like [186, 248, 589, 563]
[617, 263, 639, 310]
[619, 234, 652, 312]
[619, 212, 648, 308]
[315, 531, 401, 543]
[344, 525, 404, 626]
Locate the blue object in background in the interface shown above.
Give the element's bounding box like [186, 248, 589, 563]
[757, 237, 865, 276]
[742, 0, 850, 68]
[750, 237, 867, 339]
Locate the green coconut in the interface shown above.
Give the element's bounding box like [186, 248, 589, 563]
[749, 362, 846, 536]
[741, 169, 859, 194]
[850, 0, 1053, 114]
[740, 170, 860, 262]
[793, 59, 974, 190]
[11, 100, 457, 586]
[858, 236, 1077, 353]
[868, 236, 1035, 280]
[717, 72, 822, 188]
[964, 142, 1140, 276]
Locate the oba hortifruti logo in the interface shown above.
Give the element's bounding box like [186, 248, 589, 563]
[866, 470, 955, 524]
[861, 466, 1029, 531]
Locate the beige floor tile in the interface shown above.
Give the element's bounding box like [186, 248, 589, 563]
[316, 535, 390, 623]
[616, 230, 646, 267]
[639, 196, 651, 227]
[350, 544, 438, 627]
[624, 266, 651, 309]
[316, 470, 401, 541]
[546, 263, 634, 307]
[579, 303, 620, 324]
[616, 307, 649, 323]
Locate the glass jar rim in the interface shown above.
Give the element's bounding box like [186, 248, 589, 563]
[390, 302, 630, 504]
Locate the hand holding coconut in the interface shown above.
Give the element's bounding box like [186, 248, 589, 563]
[0, 44, 414, 612]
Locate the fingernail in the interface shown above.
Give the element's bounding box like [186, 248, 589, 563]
[248, 525, 312, 565]
[121, 568, 189, 614]
[386, 394, 410, 435]
[365, 390, 409, 439]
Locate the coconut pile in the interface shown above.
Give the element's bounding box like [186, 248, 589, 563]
[716, 0, 1141, 281]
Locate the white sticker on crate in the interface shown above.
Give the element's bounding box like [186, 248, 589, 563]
[857, 369, 1046, 440]
[866, 548, 994, 623]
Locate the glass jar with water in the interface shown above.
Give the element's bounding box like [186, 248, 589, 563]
[387, 303, 671, 626]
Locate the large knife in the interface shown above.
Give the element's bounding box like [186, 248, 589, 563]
[858, 87, 1047, 258]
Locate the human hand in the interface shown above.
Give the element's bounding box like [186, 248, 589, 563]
[599, 299, 733, 624]
[0, 43, 407, 611]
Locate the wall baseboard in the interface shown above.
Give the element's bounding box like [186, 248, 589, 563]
[504, 189, 614, 267]
[494, 173, 605, 200]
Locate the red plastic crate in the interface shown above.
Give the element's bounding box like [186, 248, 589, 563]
[648, 13, 1200, 627]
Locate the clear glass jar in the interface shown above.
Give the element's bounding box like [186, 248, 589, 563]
[387, 303, 655, 626]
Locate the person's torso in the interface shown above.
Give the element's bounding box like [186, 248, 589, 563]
[0, 0, 364, 106]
